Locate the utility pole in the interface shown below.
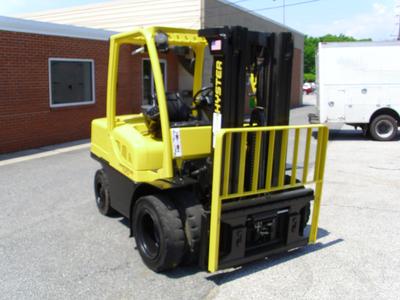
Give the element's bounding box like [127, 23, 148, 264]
[397, 6, 400, 40]
[274, 0, 286, 25]
[283, 0, 285, 25]
[398, 14, 400, 40]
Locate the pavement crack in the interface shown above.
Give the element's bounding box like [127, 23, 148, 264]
[321, 203, 400, 213]
[367, 166, 400, 171]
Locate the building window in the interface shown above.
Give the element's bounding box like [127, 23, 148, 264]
[142, 58, 167, 105]
[49, 59, 95, 107]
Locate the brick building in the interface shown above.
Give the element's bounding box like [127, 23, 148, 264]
[0, 17, 180, 155]
[1, 0, 305, 155]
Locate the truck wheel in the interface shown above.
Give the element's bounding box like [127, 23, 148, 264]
[370, 115, 398, 141]
[94, 169, 116, 216]
[168, 191, 204, 265]
[132, 195, 185, 272]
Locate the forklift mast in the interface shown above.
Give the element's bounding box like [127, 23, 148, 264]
[199, 26, 294, 192]
[197, 27, 327, 272]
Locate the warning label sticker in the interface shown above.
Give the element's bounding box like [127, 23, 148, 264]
[212, 113, 222, 148]
[171, 128, 182, 157]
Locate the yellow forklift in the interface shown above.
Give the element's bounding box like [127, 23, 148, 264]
[91, 26, 328, 273]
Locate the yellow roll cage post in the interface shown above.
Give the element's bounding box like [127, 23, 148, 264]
[208, 124, 329, 273]
[106, 27, 207, 179]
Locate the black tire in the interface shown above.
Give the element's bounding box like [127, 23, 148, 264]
[94, 169, 116, 216]
[168, 191, 204, 265]
[132, 195, 185, 272]
[370, 115, 398, 141]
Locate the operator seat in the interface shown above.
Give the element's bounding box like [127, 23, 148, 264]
[149, 92, 190, 122]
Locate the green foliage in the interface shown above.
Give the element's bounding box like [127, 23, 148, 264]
[303, 73, 315, 82]
[304, 34, 372, 78]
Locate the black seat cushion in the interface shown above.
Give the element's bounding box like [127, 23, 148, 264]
[150, 92, 190, 122]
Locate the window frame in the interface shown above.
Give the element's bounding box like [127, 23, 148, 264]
[48, 58, 96, 108]
[142, 58, 167, 104]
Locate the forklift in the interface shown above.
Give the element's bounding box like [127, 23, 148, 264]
[91, 26, 328, 273]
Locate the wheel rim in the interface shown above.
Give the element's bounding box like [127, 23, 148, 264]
[96, 182, 105, 209]
[137, 211, 160, 260]
[376, 119, 394, 138]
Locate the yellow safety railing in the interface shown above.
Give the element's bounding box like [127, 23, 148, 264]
[208, 124, 329, 273]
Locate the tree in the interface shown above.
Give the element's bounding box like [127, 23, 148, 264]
[304, 34, 372, 78]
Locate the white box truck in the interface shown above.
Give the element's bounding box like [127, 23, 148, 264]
[309, 41, 400, 141]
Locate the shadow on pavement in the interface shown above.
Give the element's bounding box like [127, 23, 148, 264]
[290, 104, 315, 110]
[160, 227, 342, 281]
[205, 228, 343, 285]
[319, 129, 400, 142]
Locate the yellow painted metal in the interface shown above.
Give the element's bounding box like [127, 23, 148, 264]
[302, 127, 313, 183]
[290, 128, 301, 185]
[95, 26, 208, 182]
[265, 130, 276, 190]
[251, 131, 262, 191]
[208, 132, 224, 273]
[91, 118, 109, 159]
[309, 125, 328, 244]
[106, 37, 119, 134]
[237, 132, 248, 194]
[249, 73, 257, 105]
[278, 129, 289, 187]
[208, 124, 329, 273]
[175, 126, 212, 158]
[192, 44, 207, 102]
[147, 32, 172, 179]
[222, 133, 232, 197]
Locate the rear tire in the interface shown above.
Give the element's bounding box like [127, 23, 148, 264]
[370, 115, 398, 141]
[94, 169, 116, 216]
[132, 195, 185, 272]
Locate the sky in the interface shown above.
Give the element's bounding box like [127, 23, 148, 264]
[1, 0, 400, 41]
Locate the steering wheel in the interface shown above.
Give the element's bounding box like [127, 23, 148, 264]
[193, 86, 213, 106]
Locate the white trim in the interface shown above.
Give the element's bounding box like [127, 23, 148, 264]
[0, 16, 118, 41]
[0, 143, 90, 167]
[48, 58, 96, 108]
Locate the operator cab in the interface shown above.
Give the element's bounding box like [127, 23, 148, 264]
[131, 35, 212, 137]
[141, 90, 212, 137]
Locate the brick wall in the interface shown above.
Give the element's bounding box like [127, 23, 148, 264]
[0, 30, 179, 155]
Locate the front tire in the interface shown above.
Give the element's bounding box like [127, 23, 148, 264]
[370, 115, 398, 141]
[168, 191, 204, 265]
[132, 195, 185, 272]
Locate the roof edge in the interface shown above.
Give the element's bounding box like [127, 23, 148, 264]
[0, 16, 118, 41]
[216, 0, 304, 37]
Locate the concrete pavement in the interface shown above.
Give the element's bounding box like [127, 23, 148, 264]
[1, 96, 399, 299]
